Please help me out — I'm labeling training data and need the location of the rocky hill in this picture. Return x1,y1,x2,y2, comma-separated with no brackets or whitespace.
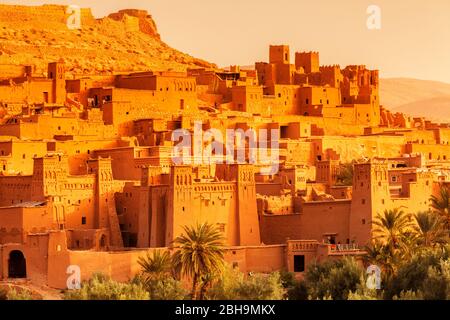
380,78,450,123
0,4,215,77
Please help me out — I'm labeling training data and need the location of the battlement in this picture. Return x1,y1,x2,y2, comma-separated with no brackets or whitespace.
295,51,320,73
320,65,341,69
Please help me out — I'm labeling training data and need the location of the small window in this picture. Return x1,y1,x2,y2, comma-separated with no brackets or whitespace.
362,219,366,225
82,217,86,225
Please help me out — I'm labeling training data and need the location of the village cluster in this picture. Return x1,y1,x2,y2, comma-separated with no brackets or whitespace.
0,42,449,289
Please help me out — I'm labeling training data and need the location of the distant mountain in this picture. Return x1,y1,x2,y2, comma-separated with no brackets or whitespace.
380,78,450,123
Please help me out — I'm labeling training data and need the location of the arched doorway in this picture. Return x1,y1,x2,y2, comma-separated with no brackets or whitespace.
8,250,27,278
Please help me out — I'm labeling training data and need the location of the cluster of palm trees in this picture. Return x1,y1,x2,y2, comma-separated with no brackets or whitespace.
138,223,225,300
365,186,450,281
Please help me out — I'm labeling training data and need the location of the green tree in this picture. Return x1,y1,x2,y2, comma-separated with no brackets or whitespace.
335,163,354,186
303,257,363,300
384,246,450,300
364,241,398,282
430,186,450,228
208,265,285,300
372,208,412,255
146,277,188,300
278,270,308,300
64,273,149,300
172,223,225,300
138,250,173,285
413,211,448,248
136,250,188,300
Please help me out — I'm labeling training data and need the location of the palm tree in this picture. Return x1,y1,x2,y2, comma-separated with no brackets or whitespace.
172,223,225,300
372,208,412,254
364,241,398,281
138,250,173,286
199,272,216,301
413,211,448,247
430,186,450,228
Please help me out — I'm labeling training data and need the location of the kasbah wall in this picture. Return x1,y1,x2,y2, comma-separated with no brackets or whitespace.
0,4,449,289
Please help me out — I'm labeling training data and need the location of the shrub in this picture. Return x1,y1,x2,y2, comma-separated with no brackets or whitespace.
304,258,363,300
208,265,285,300
0,287,8,300
64,273,149,300
148,277,188,300
393,290,424,300
347,277,380,300
286,280,309,300
384,247,449,300
278,270,308,300
6,287,33,300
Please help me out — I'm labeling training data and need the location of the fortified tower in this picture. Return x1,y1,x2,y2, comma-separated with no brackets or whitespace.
167,165,194,246
295,52,320,73
31,154,68,201
31,154,69,229
229,164,261,246
47,60,66,104
269,45,290,65
87,158,123,248
349,161,389,245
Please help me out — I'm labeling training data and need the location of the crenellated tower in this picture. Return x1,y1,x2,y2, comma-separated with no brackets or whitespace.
349,161,389,245
87,157,123,248
47,60,66,104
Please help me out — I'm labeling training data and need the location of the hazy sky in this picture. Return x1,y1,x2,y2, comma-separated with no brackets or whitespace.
2,0,450,83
